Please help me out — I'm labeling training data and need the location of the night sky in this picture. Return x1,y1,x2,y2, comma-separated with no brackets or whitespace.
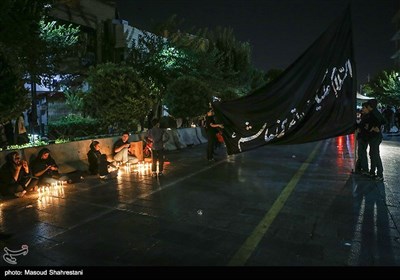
116,0,399,86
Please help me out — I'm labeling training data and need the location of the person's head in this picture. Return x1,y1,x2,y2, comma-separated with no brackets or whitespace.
38,148,51,160
121,131,129,142
90,140,100,151
361,102,369,114
151,118,159,127
6,151,21,166
366,99,378,111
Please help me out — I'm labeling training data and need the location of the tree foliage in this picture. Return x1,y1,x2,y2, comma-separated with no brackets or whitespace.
164,76,213,118
125,17,267,120
83,63,151,131
126,28,195,102
0,53,30,123
0,0,80,125
363,70,400,106
0,0,52,121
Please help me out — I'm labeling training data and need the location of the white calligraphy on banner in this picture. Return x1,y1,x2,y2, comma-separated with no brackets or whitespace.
235,59,353,152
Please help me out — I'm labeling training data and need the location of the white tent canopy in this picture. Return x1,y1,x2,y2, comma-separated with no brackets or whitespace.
357,92,373,100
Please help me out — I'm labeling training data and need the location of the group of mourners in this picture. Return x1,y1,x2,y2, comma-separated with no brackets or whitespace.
87,118,169,179
0,148,74,198
0,118,170,198
355,99,386,181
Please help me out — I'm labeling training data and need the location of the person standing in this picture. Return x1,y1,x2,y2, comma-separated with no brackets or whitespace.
147,118,169,177
205,108,224,161
3,120,14,146
355,102,370,175
15,114,29,145
366,99,386,181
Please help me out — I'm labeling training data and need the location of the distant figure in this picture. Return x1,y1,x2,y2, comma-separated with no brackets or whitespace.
0,123,7,149
146,109,154,129
395,107,400,129
3,120,14,146
0,151,38,198
382,105,394,133
147,118,169,177
205,108,224,161
15,114,29,145
27,108,36,135
113,131,139,165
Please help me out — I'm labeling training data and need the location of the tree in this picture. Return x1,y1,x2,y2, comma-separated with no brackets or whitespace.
0,0,52,122
126,28,193,104
25,17,79,134
0,0,80,131
126,17,266,119
83,63,151,131
363,70,400,106
0,53,30,123
164,76,213,118
170,26,266,97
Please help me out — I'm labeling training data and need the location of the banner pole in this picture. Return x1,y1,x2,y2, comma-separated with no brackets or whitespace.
353,130,358,173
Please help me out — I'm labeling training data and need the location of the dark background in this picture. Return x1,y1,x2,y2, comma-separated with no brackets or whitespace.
116,0,399,86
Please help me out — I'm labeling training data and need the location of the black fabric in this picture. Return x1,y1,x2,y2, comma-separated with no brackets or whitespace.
213,7,356,155
87,148,101,175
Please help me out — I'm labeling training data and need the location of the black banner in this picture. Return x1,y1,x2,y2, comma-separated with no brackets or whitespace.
213,6,356,155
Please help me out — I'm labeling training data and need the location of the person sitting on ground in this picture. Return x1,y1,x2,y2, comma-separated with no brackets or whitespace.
147,118,170,177
87,141,118,179
0,151,38,198
31,148,71,186
113,131,139,165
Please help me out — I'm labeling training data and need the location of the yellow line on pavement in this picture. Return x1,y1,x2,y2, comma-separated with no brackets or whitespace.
228,142,322,266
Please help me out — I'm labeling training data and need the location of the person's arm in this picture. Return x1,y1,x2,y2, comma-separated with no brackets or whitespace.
33,165,52,177
210,122,224,129
12,164,22,182
50,159,58,170
114,141,129,153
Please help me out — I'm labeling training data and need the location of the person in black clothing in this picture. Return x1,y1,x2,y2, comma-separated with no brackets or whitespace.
3,120,14,146
382,105,394,133
355,102,370,174
395,107,400,130
87,141,102,175
0,151,38,198
87,141,117,179
205,108,224,161
31,148,70,186
366,99,386,180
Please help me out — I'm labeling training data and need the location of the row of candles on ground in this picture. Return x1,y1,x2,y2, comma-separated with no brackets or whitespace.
119,161,153,174
37,181,65,200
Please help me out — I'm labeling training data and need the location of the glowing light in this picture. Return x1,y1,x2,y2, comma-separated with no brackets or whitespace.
37,180,66,202
134,161,152,175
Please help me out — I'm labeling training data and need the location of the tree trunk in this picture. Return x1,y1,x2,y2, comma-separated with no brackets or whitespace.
30,79,39,135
